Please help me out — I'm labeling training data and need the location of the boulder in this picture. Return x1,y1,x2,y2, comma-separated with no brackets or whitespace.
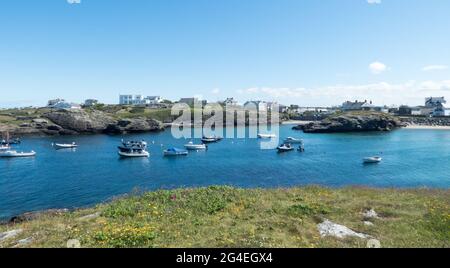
104,118,164,134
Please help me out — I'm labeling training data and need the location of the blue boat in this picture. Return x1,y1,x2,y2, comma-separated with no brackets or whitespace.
164,147,189,156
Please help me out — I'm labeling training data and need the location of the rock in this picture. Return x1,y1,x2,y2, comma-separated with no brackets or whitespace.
299,112,403,133
317,220,371,239
9,209,69,224
13,237,33,247
104,118,164,134
78,212,101,221
364,221,374,226
46,125,63,131
363,209,380,219
67,239,81,248
0,229,23,243
367,239,382,248
43,109,116,134
32,118,48,125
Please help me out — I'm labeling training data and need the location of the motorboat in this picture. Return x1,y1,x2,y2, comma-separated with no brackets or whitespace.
0,150,36,158
118,140,149,157
277,143,294,152
258,133,277,139
363,156,382,164
163,147,189,156
284,137,303,144
184,141,207,150
201,136,223,143
53,142,78,149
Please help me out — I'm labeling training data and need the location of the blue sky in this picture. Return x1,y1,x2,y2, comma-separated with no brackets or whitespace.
0,0,449,107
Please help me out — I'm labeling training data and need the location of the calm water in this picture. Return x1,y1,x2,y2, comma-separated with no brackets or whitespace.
1,125,450,219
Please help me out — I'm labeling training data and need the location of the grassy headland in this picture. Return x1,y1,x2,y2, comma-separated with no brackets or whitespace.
0,186,448,248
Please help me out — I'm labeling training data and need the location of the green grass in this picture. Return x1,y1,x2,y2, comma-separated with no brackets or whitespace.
0,186,448,248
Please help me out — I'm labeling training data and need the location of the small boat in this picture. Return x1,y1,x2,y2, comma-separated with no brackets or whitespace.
284,137,303,144
201,136,223,143
118,140,149,158
184,141,207,150
0,150,36,158
258,133,277,139
277,143,294,152
164,148,189,156
363,156,382,164
53,142,78,149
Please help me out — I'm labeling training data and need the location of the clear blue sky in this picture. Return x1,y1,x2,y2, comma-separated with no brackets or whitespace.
1,0,449,107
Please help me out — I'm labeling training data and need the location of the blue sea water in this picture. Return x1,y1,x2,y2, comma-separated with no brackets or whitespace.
1,125,449,219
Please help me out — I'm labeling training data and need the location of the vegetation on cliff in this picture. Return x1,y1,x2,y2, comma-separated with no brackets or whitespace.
0,186,448,248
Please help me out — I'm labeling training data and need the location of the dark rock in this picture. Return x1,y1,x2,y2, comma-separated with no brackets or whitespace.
299,112,404,133
104,118,164,134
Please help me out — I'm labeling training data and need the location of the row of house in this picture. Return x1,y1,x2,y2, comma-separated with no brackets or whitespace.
119,95,163,105
398,97,448,117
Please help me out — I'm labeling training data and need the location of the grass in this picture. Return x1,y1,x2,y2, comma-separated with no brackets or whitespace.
0,186,448,248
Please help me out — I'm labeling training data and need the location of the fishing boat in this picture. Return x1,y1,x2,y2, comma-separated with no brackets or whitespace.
184,141,207,150
363,156,382,164
118,140,149,157
201,136,223,143
53,142,78,149
0,150,36,158
277,143,294,152
284,137,303,144
258,133,277,139
163,148,189,156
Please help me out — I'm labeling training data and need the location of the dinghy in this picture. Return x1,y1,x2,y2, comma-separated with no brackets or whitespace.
164,148,189,156
0,150,36,158
284,137,303,144
258,133,277,139
363,156,382,164
53,142,78,149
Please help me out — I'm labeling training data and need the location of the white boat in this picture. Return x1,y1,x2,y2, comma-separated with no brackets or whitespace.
53,142,78,149
0,145,11,151
277,143,294,152
0,150,36,158
184,141,207,150
118,150,150,157
258,133,277,139
118,140,150,158
201,136,223,143
363,156,382,164
163,148,189,156
284,137,303,144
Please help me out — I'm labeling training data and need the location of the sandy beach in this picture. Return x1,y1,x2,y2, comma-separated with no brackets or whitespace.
404,124,450,130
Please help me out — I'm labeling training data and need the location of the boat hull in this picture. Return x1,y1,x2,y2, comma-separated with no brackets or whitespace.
184,145,207,150
0,152,36,158
118,151,150,158
363,157,382,164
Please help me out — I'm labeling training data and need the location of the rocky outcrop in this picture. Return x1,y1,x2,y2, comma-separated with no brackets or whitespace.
43,109,115,134
104,118,164,134
297,112,404,133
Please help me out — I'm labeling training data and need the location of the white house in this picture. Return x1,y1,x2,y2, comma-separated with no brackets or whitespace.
143,96,163,104
119,94,162,105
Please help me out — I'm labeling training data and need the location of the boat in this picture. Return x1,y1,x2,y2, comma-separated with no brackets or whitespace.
284,137,303,144
163,147,189,156
201,136,223,143
53,142,78,149
363,156,382,164
0,145,11,151
0,150,36,158
277,143,294,152
118,140,150,157
258,133,277,139
184,141,207,150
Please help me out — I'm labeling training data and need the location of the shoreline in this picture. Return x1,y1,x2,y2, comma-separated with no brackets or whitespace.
0,185,448,248
404,124,450,130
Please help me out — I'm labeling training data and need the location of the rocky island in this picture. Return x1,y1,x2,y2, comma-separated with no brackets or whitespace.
294,111,405,133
